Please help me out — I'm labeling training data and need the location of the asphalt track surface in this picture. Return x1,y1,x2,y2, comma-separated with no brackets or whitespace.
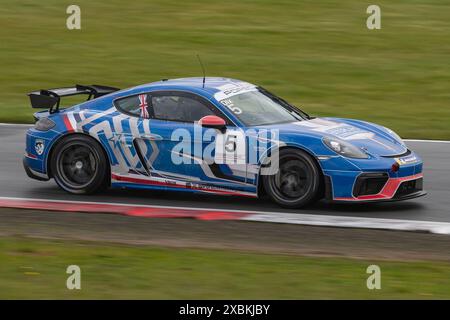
1,124,450,223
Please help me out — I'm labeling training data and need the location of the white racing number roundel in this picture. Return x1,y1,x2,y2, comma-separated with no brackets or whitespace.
214,129,246,165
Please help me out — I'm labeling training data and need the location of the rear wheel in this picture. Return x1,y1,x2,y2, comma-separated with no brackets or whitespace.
262,148,322,208
50,135,109,194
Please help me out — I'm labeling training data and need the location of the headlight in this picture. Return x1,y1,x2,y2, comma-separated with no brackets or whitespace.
323,137,369,159
35,118,55,131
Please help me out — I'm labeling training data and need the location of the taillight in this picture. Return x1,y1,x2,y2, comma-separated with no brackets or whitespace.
35,117,55,131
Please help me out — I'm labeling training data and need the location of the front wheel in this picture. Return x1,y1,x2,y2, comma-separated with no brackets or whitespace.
50,135,109,194
262,149,322,208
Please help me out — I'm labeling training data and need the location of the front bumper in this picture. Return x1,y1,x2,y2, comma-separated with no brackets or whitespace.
327,172,425,203
321,149,426,203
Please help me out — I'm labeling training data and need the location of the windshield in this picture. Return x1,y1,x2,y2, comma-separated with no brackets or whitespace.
217,88,307,126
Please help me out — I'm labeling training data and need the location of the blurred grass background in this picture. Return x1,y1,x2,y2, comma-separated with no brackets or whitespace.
0,0,449,138
1,238,449,299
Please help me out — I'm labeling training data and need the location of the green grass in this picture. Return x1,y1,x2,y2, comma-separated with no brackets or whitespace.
0,237,449,299
1,1,450,138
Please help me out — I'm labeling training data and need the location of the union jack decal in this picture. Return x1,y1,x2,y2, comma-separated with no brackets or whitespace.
139,94,149,119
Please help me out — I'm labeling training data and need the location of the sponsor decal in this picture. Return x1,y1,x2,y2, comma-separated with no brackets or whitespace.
214,82,257,101
295,119,374,140
395,155,419,165
35,139,45,155
325,126,367,138
220,98,242,114
111,173,257,197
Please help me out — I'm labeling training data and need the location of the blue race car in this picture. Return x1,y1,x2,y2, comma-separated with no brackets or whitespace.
24,77,426,208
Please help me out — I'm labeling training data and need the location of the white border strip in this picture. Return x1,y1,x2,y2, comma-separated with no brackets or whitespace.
404,139,450,144
0,196,449,235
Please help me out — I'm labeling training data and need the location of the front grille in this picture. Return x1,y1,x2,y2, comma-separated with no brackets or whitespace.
353,173,389,197
394,178,423,198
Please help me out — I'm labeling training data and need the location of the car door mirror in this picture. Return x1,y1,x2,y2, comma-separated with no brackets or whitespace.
198,115,226,133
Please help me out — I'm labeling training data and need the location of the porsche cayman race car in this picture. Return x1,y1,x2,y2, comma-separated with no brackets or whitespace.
23,77,426,208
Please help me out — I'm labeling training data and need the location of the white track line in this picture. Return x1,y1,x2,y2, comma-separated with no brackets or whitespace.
0,196,449,235
0,123,33,127
242,213,450,235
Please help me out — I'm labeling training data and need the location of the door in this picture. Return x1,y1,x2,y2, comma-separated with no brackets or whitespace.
144,91,250,191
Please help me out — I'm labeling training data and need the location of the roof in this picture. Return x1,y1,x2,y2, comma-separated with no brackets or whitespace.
133,77,257,96
76,77,258,111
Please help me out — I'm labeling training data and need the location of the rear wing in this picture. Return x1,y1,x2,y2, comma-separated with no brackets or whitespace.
28,84,120,113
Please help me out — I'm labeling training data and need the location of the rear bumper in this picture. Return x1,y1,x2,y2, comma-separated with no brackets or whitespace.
23,156,50,181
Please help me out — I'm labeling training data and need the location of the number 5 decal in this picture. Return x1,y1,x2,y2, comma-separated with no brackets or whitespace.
224,135,237,152
221,99,242,114
214,129,246,164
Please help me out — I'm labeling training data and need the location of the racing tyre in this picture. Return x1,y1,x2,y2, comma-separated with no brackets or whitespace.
263,148,322,208
50,135,109,194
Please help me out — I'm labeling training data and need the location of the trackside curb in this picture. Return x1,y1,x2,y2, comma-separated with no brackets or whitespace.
0,196,449,235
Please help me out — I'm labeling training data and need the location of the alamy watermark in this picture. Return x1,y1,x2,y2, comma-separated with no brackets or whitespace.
171,125,281,175
366,265,381,290
66,5,81,30
66,265,81,290
366,5,381,30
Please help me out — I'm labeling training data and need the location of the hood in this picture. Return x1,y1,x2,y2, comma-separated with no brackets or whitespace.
271,117,408,157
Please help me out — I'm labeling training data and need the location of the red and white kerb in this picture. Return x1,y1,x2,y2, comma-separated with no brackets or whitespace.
139,94,149,119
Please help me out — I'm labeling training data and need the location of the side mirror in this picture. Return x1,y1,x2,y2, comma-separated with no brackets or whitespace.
198,115,226,133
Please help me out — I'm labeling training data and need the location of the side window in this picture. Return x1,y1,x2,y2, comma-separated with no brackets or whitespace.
115,94,150,119
152,94,215,123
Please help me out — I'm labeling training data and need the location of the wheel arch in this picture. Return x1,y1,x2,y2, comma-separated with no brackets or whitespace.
256,144,325,198
46,132,112,185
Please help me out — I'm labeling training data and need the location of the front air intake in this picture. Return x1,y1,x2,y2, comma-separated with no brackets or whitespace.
353,173,389,197
394,178,423,198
